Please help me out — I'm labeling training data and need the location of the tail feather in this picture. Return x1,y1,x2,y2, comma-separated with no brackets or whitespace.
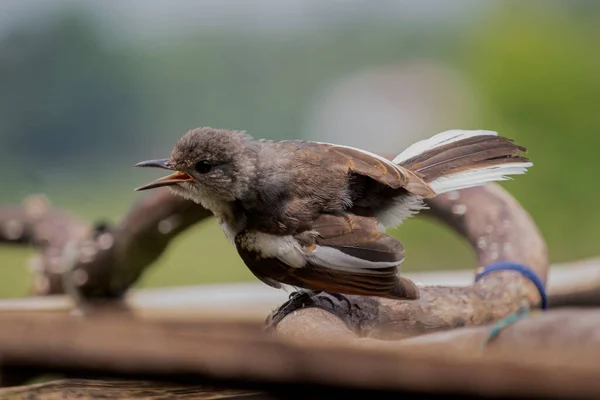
393,129,498,163
427,161,532,194
406,136,524,172
394,130,532,196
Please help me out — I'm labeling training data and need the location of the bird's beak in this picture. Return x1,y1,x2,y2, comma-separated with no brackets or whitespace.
133,158,193,191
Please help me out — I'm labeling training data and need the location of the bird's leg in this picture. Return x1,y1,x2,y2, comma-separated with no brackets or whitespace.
266,290,379,336
265,289,315,331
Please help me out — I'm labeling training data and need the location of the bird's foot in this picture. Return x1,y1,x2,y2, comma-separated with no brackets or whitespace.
265,290,380,336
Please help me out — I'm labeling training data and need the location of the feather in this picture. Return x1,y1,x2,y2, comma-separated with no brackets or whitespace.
233,213,418,300
393,129,499,163
392,129,532,196
308,213,405,271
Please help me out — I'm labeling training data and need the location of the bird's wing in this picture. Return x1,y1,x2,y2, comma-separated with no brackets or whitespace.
299,212,419,299
308,142,436,198
234,213,419,300
235,248,284,290
304,213,403,268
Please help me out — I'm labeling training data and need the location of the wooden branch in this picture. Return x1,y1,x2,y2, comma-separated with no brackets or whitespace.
270,183,549,340
546,257,600,308
0,190,211,300
272,307,600,363
1,312,600,399
67,188,211,299
0,194,90,295
0,380,263,400
426,183,548,277
1,257,598,321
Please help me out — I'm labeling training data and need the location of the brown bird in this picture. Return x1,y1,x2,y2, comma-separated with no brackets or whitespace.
134,127,532,300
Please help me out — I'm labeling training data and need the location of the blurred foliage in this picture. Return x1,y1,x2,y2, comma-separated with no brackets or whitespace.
0,14,141,172
462,1,600,261
0,1,598,297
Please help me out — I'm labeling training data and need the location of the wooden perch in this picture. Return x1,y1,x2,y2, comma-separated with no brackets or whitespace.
0,380,264,400
0,190,211,300
0,194,90,295
1,311,600,399
546,257,600,308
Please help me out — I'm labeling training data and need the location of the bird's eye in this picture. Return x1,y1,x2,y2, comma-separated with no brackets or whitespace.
194,160,212,174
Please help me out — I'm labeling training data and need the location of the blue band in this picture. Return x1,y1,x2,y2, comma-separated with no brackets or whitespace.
475,261,548,310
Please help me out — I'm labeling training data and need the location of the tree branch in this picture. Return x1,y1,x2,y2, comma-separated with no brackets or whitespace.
0,379,264,400
0,190,211,302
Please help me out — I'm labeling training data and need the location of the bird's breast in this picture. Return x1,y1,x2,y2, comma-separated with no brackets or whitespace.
212,200,248,244
220,221,240,244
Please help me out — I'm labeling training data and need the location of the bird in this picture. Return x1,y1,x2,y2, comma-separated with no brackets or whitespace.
134,127,532,300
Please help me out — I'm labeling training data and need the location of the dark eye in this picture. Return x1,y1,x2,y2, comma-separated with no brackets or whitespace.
194,160,212,174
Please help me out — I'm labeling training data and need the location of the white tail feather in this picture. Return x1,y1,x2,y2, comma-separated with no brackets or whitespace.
393,129,498,164
428,162,533,195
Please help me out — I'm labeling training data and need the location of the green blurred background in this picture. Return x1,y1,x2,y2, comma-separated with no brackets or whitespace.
1,0,598,298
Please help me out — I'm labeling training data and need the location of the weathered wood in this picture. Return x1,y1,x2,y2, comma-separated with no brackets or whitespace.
1,312,600,399
546,257,600,308
0,190,211,300
0,379,263,400
274,307,600,367
0,195,90,296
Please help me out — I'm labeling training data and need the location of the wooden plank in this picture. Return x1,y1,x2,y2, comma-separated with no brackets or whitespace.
0,312,600,399
0,380,263,400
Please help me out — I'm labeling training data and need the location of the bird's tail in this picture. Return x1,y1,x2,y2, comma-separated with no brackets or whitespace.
393,130,532,195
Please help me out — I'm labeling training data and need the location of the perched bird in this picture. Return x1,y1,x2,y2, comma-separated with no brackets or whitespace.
135,127,532,300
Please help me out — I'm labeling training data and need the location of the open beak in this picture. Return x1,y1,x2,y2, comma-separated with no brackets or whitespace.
134,158,193,191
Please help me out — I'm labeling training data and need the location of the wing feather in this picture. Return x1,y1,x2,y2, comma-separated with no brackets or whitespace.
294,141,435,198
306,213,405,272
234,213,419,300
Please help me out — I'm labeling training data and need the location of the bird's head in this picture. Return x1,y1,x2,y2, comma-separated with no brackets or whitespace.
134,127,257,206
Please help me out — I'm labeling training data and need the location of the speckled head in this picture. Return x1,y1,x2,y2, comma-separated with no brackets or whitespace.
134,127,258,206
